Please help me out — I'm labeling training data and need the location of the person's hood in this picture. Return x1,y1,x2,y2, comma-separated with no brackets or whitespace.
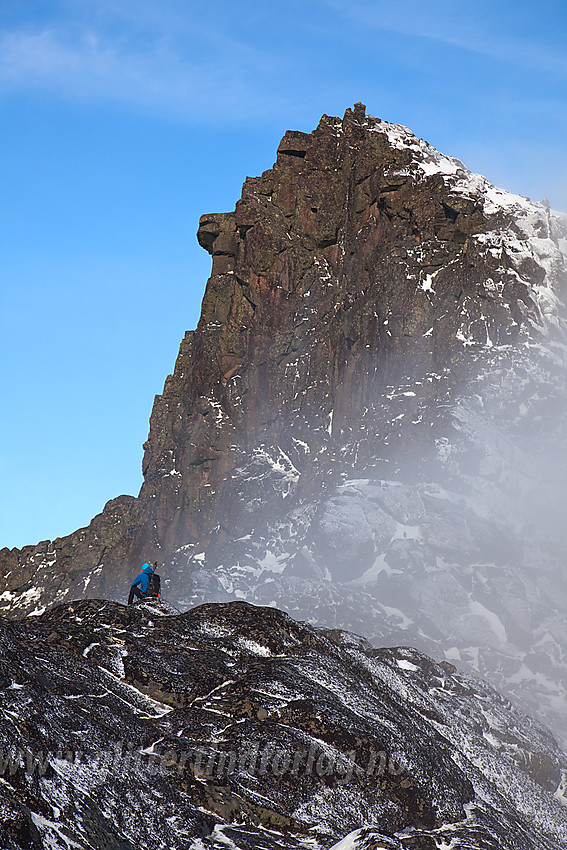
142,563,154,574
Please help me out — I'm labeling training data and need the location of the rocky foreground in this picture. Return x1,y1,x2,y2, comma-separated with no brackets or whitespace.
1,600,567,849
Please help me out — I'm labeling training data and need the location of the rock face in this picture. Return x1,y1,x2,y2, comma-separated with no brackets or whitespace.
2,104,567,747
1,600,567,849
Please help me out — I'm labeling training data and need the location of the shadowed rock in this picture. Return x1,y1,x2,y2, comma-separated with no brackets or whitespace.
1,600,566,848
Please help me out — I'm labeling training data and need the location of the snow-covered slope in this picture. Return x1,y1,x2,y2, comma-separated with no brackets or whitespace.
1,600,567,849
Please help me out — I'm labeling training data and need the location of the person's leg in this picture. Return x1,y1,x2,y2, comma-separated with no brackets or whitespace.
128,586,145,605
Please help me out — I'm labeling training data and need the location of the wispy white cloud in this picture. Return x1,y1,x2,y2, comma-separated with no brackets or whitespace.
0,5,292,121
310,0,567,77
1,0,565,133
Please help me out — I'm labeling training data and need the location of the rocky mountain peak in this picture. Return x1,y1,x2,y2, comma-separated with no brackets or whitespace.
2,106,567,752
139,101,565,552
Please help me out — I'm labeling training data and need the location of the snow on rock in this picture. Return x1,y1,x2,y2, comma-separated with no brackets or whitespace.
1,599,567,849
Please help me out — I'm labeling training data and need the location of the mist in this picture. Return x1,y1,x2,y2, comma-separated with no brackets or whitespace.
167,200,567,748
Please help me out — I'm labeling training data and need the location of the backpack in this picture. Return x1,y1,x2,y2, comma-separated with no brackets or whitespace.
146,572,161,598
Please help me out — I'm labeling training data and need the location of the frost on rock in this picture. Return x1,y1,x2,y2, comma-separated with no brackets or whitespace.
1,599,567,849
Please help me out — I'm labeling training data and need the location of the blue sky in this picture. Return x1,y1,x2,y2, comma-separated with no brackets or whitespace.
1,0,566,549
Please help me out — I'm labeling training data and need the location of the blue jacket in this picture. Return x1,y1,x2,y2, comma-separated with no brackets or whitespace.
131,563,154,594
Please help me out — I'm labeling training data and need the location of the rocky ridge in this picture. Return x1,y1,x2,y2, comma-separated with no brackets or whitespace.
2,104,567,748
1,599,567,849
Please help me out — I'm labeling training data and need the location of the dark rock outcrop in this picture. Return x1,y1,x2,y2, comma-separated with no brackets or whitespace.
2,103,564,609
1,600,566,849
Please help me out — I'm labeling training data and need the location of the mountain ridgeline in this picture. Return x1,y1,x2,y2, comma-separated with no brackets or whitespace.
2,104,567,744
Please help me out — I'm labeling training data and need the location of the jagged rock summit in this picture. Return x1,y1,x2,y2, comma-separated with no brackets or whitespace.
2,104,567,746
1,600,567,849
